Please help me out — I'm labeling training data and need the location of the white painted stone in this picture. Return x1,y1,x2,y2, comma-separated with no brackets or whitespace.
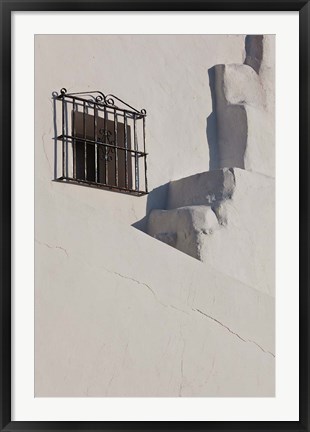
149,205,220,260
167,168,235,209
147,168,275,296
214,35,275,177
147,35,275,294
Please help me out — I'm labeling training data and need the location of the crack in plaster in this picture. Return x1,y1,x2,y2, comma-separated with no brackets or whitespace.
204,356,216,386
103,269,158,300
169,304,190,315
102,268,189,316
130,205,139,221
178,324,186,397
179,339,185,397
248,339,275,357
101,270,274,360
42,126,52,171
122,342,129,367
106,369,117,396
194,308,275,358
198,356,216,389
35,239,69,257
195,308,246,341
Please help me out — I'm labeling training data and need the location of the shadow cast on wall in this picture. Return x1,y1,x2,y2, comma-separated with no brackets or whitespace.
206,66,219,171
133,67,220,233
132,183,170,232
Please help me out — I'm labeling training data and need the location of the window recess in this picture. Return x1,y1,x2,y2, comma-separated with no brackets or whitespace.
54,88,148,196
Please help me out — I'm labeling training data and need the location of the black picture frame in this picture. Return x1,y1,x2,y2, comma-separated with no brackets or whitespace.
1,0,308,430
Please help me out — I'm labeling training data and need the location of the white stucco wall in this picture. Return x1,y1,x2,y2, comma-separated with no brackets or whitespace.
148,168,275,295
36,34,246,224
35,191,274,397
35,34,274,397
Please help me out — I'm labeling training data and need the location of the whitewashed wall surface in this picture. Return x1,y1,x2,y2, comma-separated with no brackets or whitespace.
35,34,275,397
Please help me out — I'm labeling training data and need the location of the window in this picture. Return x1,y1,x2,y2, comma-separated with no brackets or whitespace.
54,89,148,195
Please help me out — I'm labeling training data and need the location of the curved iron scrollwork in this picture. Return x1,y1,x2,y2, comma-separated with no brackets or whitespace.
98,128,115,162
57,88,146,116
54,88,148,196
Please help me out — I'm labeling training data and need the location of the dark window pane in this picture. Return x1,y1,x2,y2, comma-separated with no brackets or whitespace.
72,110,132,189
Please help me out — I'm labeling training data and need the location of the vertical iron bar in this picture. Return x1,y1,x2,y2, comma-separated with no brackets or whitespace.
94,104,98,183
143,115,148,193
53,95,58,179
104,106,108,185
62,95,65,177
124,113,128,189
83,101,86,181
114,109,118,187
72,98,76,179
65,101,69,178
134,115,139,191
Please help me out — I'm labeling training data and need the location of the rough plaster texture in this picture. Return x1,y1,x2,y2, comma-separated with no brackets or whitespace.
148,168,275,296
35,34,275,397
35,190,274,397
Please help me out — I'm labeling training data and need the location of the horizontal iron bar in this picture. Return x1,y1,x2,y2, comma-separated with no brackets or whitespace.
56,99,141,119
55,176,148,196
56,135,148,156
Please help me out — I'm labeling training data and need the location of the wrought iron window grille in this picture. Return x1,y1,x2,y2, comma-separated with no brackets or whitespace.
53,88,148,196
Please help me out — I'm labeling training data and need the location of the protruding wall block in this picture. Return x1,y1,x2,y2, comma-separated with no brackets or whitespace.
213,35,275,178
